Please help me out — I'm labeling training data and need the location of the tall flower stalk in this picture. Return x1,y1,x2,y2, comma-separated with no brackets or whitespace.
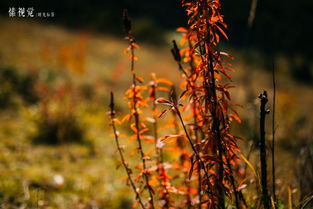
109,92,146,209
123,10,155,209
170,0,242,208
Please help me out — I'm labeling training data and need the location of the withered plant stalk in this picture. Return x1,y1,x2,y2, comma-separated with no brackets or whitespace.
271,57,277,208
259,91,270,209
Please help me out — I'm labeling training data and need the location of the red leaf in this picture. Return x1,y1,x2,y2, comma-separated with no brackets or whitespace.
136,76,144,83
215,24,229,40
158,109,168,118
156,98,172,105
225,91,232,100
132,201,139,208
161,134,183,141
230,114,241,123
176,27,188,33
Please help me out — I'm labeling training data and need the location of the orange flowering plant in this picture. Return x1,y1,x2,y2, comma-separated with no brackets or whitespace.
109,1,246,208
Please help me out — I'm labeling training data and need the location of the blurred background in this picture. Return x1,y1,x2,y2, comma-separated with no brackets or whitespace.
0,0,312,208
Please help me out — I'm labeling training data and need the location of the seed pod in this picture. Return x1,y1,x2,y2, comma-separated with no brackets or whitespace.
123,9,131,34
171,40,181,62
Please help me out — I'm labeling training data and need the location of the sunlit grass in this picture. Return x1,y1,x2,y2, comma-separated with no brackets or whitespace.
0,17,312,208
